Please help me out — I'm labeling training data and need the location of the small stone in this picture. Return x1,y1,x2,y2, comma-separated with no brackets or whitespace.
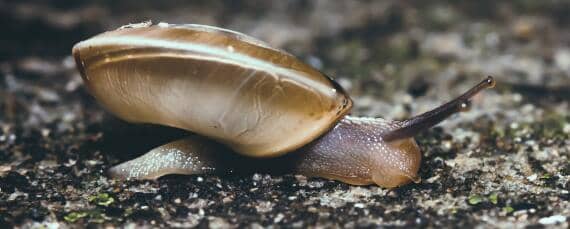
563,123,570,134
41,128,50,137
441,140,452,151
554,49,570,72
512,18,537,40
538,215,566,225
308,207,318,213
222,196,233,203
274,213,285,223
255,201,274,213
0,165,12,175
252,173,262,181
209,217,230,228
8,190,28,201
64,159,76,167
421,33,468,59
526,174,538,182
512,93,523,103
426,175,440,183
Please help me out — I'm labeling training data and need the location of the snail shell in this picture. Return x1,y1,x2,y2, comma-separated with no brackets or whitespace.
73,22,352,157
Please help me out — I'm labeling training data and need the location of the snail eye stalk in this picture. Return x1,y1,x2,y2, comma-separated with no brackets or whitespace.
382,76,495,141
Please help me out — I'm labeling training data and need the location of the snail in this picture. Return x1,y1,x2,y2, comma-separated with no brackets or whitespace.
72,22,495,188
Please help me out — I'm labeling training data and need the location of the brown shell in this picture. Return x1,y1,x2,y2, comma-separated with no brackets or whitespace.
72,22,352,157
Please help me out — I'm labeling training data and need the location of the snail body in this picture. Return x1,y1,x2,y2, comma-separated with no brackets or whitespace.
73,22,494,187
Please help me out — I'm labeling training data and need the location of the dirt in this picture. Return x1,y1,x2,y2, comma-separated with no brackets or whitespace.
0,1,568,228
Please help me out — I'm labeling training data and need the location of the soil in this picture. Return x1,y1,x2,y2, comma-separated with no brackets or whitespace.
1,1,568,228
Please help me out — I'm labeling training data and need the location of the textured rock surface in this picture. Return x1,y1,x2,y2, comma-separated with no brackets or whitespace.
1,1,568,228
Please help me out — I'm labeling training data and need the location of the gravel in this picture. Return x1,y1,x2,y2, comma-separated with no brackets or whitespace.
1,1,568,228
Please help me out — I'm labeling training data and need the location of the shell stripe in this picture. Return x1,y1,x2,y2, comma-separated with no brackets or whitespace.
76,35,336,96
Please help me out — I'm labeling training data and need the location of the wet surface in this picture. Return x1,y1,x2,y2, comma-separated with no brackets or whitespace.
0,1,569,228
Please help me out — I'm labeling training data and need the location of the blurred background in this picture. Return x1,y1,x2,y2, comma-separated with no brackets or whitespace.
2,0,569,121
0,0,569,228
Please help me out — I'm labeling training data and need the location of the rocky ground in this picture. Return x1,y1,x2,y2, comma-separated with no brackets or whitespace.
0,1,569,228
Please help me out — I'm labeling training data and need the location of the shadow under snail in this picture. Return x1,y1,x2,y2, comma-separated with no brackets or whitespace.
72,22,495,188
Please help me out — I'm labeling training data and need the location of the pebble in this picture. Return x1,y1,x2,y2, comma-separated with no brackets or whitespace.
252,173,262,181
0,165,11,174
426,175,440,183
421,33,469,59
354,203,365,208
2,2,569,229
554,49,570,72
563,123,570,134
274,213,285,223
208,217,230,228
538,215,566,225
526,174,538,182
8,190,29,201
255,201,274,213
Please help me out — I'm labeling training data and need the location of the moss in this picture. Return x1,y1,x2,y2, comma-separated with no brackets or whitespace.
468,195,484,205
64,210,108,224
539,173,551,179
87,210,107,224
468,193,501,206
488,193,499,205
535,114,569,140
64,211,88,223
88,193,115,207
503,206,515,214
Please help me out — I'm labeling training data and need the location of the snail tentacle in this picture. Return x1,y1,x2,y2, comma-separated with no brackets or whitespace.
382,76,495,141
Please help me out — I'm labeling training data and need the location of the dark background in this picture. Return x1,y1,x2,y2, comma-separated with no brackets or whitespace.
1,0,569,228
